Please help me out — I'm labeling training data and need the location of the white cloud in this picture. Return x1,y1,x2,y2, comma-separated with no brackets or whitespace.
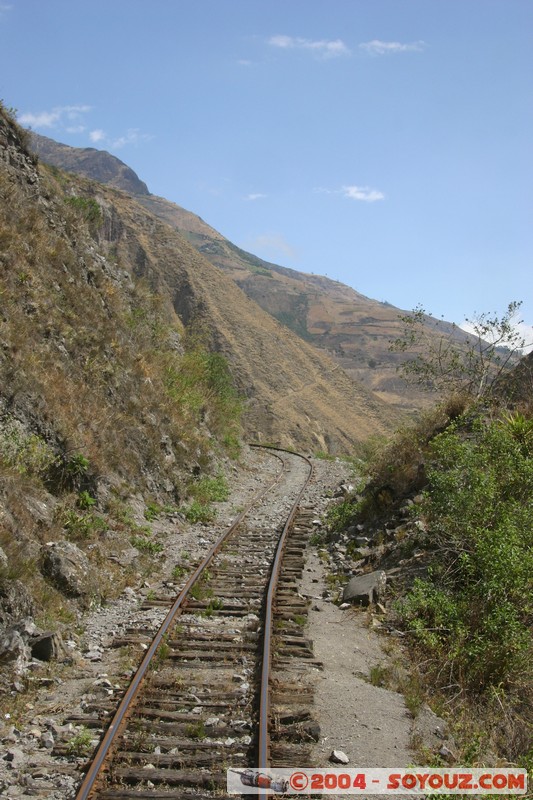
244,232,298,261
88,127,152,149
0,4,13,15
342,185,385,202
18,104,151,151
315,185,385,202
359,39,426,56
18,110,60,128
89,129,106,143
110,128,152,149
65,104,91,118
19,104,91,130
460,320,533,354
246,193,267,201
268,34,350,58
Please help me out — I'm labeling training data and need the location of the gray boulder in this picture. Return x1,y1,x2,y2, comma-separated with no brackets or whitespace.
412,704,456,753
342,570,387,606
31,631,65,662
0,629,30,672
41,541,97,598
0,580,35,629
330,750,350,764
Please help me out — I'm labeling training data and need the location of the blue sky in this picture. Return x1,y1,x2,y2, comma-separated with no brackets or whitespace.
1,0,532,344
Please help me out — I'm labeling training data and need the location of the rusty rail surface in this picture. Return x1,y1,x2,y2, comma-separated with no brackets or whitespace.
74,445,312,799
252,445,313,771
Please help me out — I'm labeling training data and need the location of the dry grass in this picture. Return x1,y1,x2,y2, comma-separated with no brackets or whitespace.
373,635,532,770
0,106,245,649
0,159,239,496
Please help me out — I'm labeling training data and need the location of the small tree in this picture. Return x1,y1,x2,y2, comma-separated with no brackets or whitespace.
390,300,528,398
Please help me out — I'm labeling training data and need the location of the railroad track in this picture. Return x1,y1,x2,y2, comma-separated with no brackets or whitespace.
72,446,321,799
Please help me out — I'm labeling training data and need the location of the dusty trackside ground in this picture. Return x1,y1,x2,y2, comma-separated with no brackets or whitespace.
297,458,415,800
0,449,413,799
302,548,414,764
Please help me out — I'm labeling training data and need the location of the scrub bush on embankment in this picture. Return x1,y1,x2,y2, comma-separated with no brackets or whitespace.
325,400,533,766
395,411,533,764
397,414,532,690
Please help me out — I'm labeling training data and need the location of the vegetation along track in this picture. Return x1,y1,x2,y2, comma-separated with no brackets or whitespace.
73,446,319,799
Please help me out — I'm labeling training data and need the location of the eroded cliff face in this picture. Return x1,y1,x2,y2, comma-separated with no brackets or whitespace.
91,185,401,453
1,105,399,678
1,110,222,497
0,106,241,671
29,130,448,414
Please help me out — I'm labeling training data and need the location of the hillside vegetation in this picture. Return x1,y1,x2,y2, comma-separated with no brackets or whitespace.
1,102,402,681
0,104,246,652
30,130,471,414
327,353,533,772
1,108,240,490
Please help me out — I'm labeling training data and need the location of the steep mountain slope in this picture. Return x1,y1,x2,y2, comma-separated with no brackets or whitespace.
5,122,399,460
89,180,399,453
133,198,474,411
31,131,149,196
0,105,401,677
30,132,451,412
1,112,236,499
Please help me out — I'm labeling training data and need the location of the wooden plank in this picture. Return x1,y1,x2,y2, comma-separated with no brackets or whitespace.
110,766,226,788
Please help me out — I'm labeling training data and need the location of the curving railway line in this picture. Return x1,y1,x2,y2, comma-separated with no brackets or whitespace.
73,446,320,799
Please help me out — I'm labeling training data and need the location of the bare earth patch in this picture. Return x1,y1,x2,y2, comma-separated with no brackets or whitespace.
302,549,415,795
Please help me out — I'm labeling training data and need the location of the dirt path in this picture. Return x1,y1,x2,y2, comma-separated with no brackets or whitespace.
303,549,414,769
296,457,415,796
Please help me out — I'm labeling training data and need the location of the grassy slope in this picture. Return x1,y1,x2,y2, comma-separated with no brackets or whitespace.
28,132,456,414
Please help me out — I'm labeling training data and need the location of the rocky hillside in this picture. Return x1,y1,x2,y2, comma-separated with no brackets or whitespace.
0,104,398,688
24,131,399,454
30,132,150,196
30,131,468,413
1,106,244,680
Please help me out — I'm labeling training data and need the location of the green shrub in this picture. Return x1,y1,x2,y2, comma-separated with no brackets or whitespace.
182,500,216,523
66,726,94,756
500,410,533,456
144,501,162,521
171,564,187,580
60,508,107,540
130,534,163,555
326,498,357,532
309,530,324,546
0,417,58,478
190,581,213,601
77,490,96,509
185,721,206,739
66,452,90,478
397,413,533,691
65,196,102,227
188,473,229,504
203,597,224,617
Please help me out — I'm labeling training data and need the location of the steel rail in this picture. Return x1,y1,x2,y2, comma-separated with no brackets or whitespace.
75,448,287,800
253,445,314,772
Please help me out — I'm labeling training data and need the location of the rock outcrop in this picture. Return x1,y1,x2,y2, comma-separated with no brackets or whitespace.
30,132,150,196
342,570,387,606
41,541,98,599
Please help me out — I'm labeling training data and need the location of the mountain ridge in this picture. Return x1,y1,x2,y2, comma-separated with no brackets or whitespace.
30,131,436,411
31,131,150,196
19,123,400,456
